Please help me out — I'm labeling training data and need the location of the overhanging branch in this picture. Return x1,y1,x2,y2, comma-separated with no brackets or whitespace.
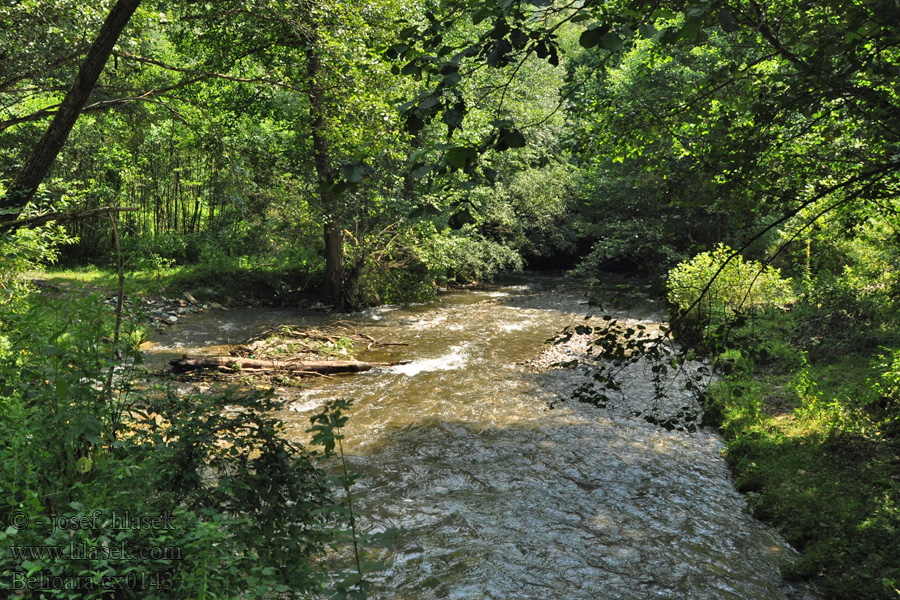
0,206,139,233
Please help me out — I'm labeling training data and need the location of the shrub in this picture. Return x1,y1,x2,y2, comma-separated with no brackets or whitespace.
0,224,72,309
0,295,342,598
667,244,794,331
426,228,523,285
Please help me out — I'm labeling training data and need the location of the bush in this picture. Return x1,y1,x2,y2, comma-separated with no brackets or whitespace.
0,224,72,309
0,295,343,598
426,228,523,285
667,244,794,332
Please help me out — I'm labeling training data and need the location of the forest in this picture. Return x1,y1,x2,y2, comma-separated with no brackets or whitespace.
1,0,899,598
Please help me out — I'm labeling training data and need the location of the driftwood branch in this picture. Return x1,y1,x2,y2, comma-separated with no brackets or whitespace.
170,355,411,375
0,206,139,233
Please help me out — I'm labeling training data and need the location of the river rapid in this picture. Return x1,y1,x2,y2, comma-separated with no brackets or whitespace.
142,274,816,600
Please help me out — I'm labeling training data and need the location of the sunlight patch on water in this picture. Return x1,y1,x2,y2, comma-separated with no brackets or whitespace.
288,398,327,413
498,319,532,332
390,343,470,376
408,315,447,329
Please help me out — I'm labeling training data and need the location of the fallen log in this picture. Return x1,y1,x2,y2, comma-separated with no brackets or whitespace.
169,355,409,375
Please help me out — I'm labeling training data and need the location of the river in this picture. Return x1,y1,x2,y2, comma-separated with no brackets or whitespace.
142,274,816,599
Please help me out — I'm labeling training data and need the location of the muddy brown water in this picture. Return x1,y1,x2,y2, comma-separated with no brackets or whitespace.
142,274,816,599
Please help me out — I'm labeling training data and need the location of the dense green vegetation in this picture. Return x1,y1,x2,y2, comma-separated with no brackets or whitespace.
2,0,900,598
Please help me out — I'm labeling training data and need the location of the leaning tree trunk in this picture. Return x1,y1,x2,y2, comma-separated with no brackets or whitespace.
0,0,143,214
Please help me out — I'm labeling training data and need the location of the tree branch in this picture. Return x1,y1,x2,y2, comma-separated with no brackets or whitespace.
0,207,139,233
0,76,213,133
0,0,143,212
114,50,312,93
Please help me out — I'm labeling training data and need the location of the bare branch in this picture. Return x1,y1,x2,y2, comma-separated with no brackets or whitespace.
114,50,313,93
0,207,139,233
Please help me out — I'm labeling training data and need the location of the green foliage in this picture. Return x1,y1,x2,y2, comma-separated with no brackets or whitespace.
695,294,900,599
134,387,334,596
707,359,900,600
568,162,687,276
870,349,900,435
0,293,348,598
0,222,71,309
667,245,794,331
426,229,523,285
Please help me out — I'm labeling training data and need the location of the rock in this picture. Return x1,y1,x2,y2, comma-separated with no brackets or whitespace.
168,315,178,324
183,291,197,304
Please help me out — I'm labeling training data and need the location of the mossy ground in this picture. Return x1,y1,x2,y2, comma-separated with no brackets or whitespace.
708,348,900,599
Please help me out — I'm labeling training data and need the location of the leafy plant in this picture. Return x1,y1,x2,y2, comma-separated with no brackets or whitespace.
667,244,794,334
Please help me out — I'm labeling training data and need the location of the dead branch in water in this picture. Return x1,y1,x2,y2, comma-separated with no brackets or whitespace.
170,355,410,375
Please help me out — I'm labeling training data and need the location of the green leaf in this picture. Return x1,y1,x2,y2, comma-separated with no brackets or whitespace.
446,146,477,169
638,23,657,38
510,28,528,49
442,102,466,130
686,6,706,18
472,7,492,25
602,32,623,52
680,19,703,40
405,113,424,134
652,8,676,20
418,97,441,110
411,164,433,179
401,61,420,76
489,18,510,39
76,456,93,474
487,38,512,66
579,26,604,49
56,379,71,401
341,164,363,183
548,45,559,66
718,8,740,32
441,72,461,87
501,129,526,149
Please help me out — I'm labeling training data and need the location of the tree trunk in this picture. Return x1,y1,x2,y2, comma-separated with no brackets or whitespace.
322,218,344,302
0,0,142,213
304,35,343,304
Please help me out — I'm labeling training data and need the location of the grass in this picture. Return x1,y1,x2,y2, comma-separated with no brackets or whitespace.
707,344,900,599
30,259,319,306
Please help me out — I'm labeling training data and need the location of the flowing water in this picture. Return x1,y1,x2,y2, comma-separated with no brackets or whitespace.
143,274,816,600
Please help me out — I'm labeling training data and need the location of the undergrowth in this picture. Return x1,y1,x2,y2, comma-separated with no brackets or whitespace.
700,306,900,600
